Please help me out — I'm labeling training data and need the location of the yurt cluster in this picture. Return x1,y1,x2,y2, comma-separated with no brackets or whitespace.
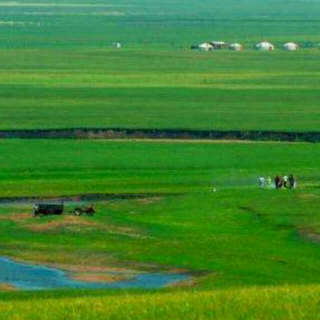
191,41,300,51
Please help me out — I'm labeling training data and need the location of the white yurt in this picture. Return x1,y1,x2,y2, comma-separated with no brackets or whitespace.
112,42,122,49
198,42,213,51
210,41,227,50
256,41,275,51
229,43,243,51
284,42,299,51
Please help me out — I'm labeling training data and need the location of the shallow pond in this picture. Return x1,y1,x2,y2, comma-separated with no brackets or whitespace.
0,257,189,290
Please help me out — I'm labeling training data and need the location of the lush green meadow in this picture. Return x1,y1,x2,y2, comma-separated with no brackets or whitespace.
1,1,320,318
1,49,320,131
1,140,320,318
1,0,320,132
0,140,320,287
1,139,320,197
2,285,320,320
1,0,320,49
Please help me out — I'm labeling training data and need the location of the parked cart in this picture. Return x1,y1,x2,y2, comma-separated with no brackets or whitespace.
34,203,64,216
73,205,95,216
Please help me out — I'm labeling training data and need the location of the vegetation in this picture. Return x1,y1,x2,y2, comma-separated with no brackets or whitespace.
1,49,320,131
1,0,320,49
2,284,320,320
1,139,320,197
1,140,320,290
0,1,320,132
1,1,320,318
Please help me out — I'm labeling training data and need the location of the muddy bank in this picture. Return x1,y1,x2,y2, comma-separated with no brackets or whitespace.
0,192,177,205
0,128,320,142
0,283,17,292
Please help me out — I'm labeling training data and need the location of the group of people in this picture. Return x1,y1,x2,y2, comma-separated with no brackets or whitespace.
259,174,296,189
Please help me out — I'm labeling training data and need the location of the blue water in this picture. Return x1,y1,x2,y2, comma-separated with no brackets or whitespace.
0,257,189,290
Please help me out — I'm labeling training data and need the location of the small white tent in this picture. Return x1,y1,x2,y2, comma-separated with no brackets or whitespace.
256,41,275,51
229,43,243,51
112,42,122,49
198,42,213,51
210,41,227,50
284,42,299,51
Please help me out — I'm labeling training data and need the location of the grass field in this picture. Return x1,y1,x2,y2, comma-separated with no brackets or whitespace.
1,140,320,287
1,139,320,197
1,0,320,49
1,1,320,318
2,285,320,320
1,140,320,318
1,1,320,132
1,49,320,131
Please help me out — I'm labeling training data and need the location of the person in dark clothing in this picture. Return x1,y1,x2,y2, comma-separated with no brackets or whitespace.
279,176,284,189
275,175,281,189
289,174,295,189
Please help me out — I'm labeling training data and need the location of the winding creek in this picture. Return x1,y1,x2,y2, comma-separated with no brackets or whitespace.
0,257,189,290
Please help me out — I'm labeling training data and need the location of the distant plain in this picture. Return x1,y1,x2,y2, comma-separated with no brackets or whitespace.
0,0,320,131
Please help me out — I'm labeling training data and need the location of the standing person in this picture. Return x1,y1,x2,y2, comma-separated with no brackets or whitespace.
275,175,280,189
259,176,265,188
278,176,284,189
289,174,295,189
283,175,289,188
267,177,272,188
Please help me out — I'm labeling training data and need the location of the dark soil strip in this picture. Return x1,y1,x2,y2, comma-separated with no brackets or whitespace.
0,128,320,142
0,193,179,205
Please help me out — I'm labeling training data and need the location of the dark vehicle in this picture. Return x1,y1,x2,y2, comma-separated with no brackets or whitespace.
34,203,64,216
73,205,95,216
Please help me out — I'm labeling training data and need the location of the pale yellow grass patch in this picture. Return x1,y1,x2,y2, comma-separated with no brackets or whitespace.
298,193,319,200
53,263,135,274
135,196,163,204
27,215,96,232
167,279,197,288
25,214,149,239
0,212,31,222
0,283,17,291
72,272,131,283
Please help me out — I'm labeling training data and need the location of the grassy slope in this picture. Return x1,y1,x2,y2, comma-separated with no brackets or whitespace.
1,141,320,291
2,185,320,319
3,188,320,289
1,285,320,320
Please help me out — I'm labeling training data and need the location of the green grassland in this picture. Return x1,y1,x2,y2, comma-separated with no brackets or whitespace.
1,49,320,131
1,0,320,49
1,140,320,286
2,285,320,320
1,140,320,318
1,1,320,318
1,0,320,132
1,139,320,197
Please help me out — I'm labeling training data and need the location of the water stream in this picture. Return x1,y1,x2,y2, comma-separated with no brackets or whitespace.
0,257,189,290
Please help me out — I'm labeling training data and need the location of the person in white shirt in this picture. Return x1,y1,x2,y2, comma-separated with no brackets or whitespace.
267,177,272,188
283,175,289,188
259,176,265,188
